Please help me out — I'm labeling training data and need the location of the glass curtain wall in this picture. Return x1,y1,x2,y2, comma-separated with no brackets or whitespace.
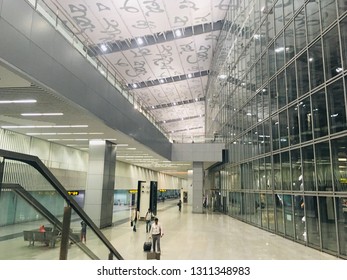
206,0,347,259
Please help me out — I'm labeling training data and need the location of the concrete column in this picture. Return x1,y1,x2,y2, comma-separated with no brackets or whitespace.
187,169,193,205
192,162,203,213
84,140,116,228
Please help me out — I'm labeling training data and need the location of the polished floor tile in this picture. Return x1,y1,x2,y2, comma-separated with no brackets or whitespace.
0,200,339,260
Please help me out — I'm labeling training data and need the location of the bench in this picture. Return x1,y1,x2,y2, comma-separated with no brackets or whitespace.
23,229,61,248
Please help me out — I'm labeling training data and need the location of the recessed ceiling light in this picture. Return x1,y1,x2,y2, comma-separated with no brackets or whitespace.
100,44,107,52
175,29,182,37
137,37,144,45
132,83,138,88
187,73,193,78
159,79,165,83
0,99,37,104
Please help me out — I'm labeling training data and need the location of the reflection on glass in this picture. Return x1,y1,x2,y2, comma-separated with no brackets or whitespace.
340,17,347,78
294,194,306,243
286,62,297,103
306,2,321,43
273,154,281,190
276,194,285,234
311,90,329,138
301,145,315,191
308,39,324,90
319,196,337,253
267,194,275,231
284,195,294,238
288,105,299,145
294,8,306,53
305,196,320,247
331,137,347,192
320,0,337,30
279,110,289,148
299,96,312,142
327,78,347,134
291,149,301,191
323,26,342,81
336,197,347,257
296,52,309,96
281,151,291,191
315,142,333,191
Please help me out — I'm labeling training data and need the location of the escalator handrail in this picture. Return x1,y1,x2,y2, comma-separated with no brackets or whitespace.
0,149,123,260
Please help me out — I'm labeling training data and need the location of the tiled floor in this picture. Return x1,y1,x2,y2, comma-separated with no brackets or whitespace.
0,200,340,260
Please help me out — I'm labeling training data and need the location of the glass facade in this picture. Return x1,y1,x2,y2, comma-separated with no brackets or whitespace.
206,0,347,258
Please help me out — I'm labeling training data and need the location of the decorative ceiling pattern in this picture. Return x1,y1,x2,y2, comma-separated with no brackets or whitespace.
44,0,230,142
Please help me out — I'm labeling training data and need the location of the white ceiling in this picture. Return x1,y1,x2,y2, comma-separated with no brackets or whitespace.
0,0,229,179
43,0,229,142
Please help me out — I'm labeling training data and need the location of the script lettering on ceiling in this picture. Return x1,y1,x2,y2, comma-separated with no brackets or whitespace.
125,60,147,77
96,2,111,12
68,4,95,32
179,0,199,11
195,13,210,23
174,16,189,27
215,0,230,10
143,0,165,16
130,48,152,58
115,58,129,67
100,18,122,42
120,0,139,13
205,34,218,41
179,41,194,54
132,20,157,29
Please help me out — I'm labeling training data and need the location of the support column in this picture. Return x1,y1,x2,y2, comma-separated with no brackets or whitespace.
192,162,204,213
84,140,116,228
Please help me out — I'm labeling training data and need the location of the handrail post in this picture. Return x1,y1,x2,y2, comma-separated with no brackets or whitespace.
59,205,72,260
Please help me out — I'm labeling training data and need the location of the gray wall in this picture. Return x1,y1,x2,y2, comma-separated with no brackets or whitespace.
0,0,171,160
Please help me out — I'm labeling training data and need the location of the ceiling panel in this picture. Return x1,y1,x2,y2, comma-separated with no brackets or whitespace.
42,0,229,142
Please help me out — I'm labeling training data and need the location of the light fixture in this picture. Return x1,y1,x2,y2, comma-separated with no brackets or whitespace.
309,57,314,62
100,44,107,52
2,125,88,128
187,73,193,78
0,99,37,104
132,83,138,88
137,37,144,45
159,79,165,83
175,29,182,37
336,67,343,73
218,74,227,79
21,113,63,116
275,47,285,53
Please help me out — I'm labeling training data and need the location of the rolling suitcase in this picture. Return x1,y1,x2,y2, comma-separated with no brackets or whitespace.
143,240,152,252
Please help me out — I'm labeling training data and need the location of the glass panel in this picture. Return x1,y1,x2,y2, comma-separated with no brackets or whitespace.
327,78,347,134
320,0,337,31
276,194,285,234
294,191,306,242
277,71,286,109
270,79,277,114
323,26,342,81
319,196,337,253
276,33,285,71
308,39,324,90
284,195,294,238
299,96,313,142
337,0,347,15
273,154,281,190
301,145,315,191
267,194,276,231
294,1,305,13
296,51,309,96
294,8,306,53
288,105,299,145
269,43,276,77
331,136,347,192
311,89,329,138
340,16,347,70
291,148,301,191
274,0,284,36
286,62,297,103
305,196,320,247
283,0,293,25
279,109,289,148
281,151,291,191
336,197,347,257
284,22,295,61
315,141,333,191
272,115,280,151
306,1,321,44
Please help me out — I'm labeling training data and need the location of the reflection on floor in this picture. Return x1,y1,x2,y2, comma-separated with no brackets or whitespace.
0,200,340,260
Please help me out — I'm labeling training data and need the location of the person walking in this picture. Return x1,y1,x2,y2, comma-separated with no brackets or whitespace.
80,220,87,243
145,208,153,233
149,217,164,253
132,208,140,232
177,199,182,212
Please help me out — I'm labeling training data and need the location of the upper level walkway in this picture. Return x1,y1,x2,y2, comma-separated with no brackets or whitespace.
0,200,339,260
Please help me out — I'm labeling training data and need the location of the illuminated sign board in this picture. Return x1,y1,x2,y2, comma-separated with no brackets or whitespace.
67,191,79,196
129,189,138,193
339,178,347,184
159,189,166,192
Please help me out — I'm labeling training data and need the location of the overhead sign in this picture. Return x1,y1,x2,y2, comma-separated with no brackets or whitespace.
67,191,79,196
